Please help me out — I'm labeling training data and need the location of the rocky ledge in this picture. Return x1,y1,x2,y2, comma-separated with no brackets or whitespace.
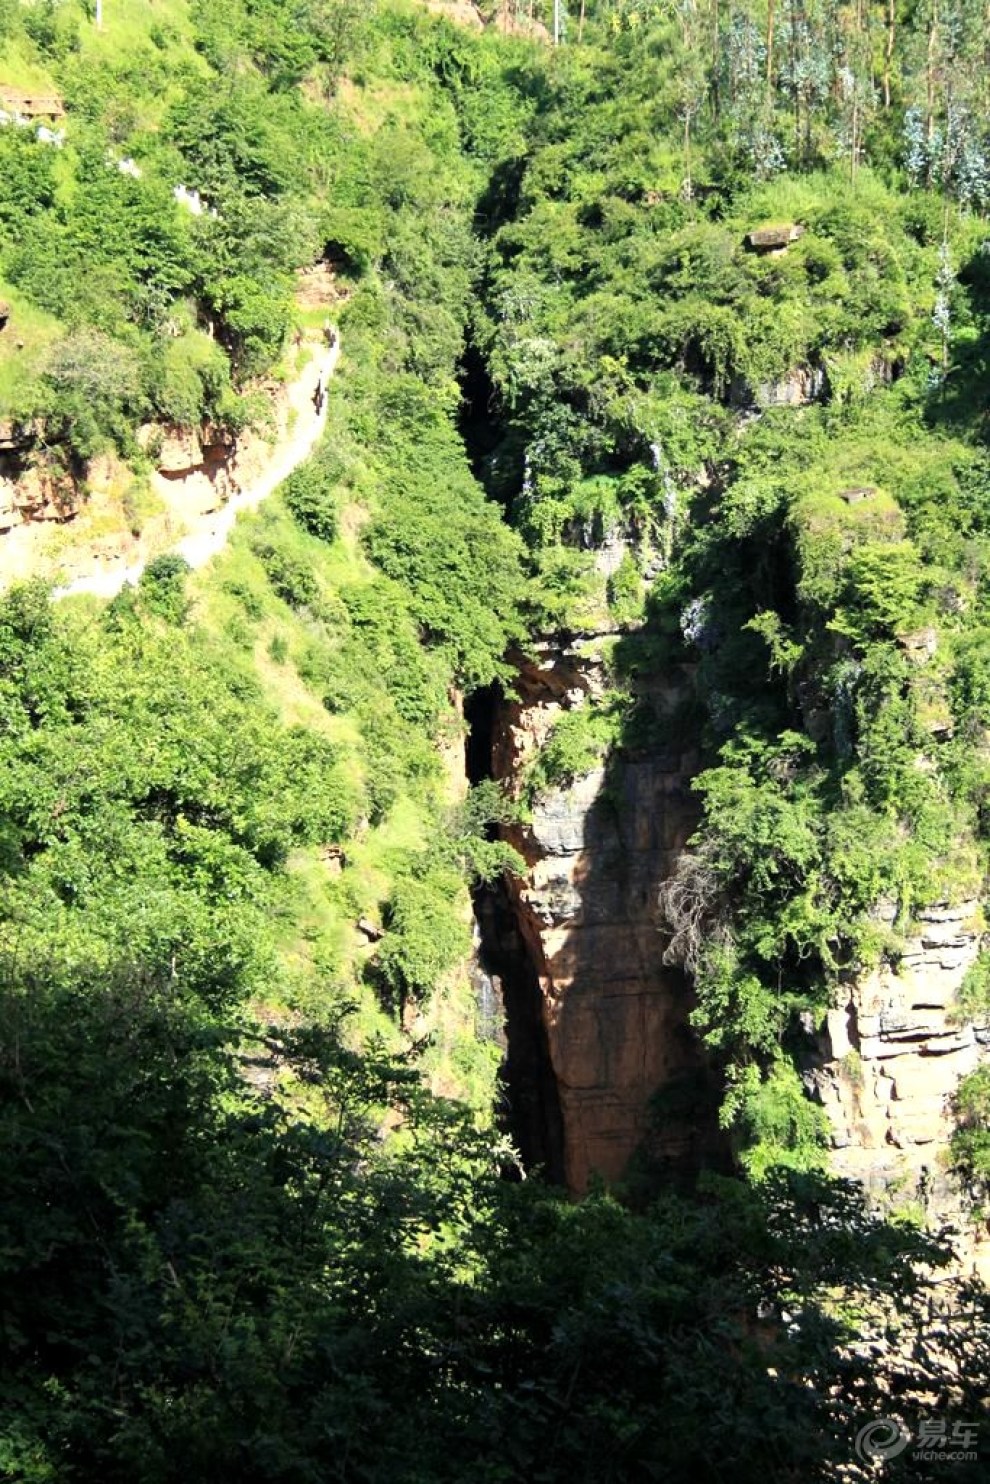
806,899,990,1274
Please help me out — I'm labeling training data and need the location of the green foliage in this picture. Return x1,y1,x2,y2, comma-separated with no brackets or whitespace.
0,583,357,997
0,968,980,1484
723,1062,831,1181
139,551,191,623
606,550,643,623
746,609,804,675
39,329,145,459
22,0,79,58
281,456,338,543
251,531,320,609
956,951,990,1021
0,129,57,231
448,779,526,884
525,696,623,799
663,714,968,1163
361,375,526,689
952,1065,990,1208
790,487,906,612
834,540,927,643
1,7,990,1474
147,332,233,428
378,861,471,1005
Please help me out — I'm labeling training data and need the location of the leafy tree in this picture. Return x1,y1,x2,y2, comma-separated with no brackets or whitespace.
139,553,191,624
282,457,338,542
40,329,145,458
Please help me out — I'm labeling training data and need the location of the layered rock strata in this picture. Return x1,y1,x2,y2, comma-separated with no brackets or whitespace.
490,632,989,1250
806,899,990,1274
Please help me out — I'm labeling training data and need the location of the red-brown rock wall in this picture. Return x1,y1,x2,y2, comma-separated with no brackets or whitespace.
491,636,723,1192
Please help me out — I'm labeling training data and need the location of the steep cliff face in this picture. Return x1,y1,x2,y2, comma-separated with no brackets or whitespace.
489,634,724,1192
806,899,990,1273
486,631,990,1246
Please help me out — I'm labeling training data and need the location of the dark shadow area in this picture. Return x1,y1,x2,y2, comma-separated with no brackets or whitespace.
466,684,566,1182
4,958,988,1481
554,649,730,1191
473,153,528,238
484,462,808,1197
472,876,567,1182
457,334,516,500
478,626,731,1196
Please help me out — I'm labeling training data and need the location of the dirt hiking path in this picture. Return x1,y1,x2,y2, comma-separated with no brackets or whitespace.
46,336,340,601
0,335,339,599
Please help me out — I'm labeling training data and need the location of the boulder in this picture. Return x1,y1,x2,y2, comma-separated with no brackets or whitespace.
745,223,805,252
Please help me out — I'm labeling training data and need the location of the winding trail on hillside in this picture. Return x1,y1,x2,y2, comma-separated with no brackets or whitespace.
53,337,341,601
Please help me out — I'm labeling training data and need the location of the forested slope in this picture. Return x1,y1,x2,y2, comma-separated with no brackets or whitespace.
465,1,990,1185
1,2,990,1480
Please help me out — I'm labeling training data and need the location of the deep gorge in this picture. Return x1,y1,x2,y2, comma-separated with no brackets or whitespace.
4,0,990,1474
465,682,567,1180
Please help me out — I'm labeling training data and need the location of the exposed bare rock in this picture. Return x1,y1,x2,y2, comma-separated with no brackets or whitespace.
491,638,722,1192
588,525,631,579
136,421,238,482
0,334,339,597
898,625,939,660
421,0,483,28
138,424,204,474
0,481,20,533
730,364,825,410
745,223,805,252
0,86,65,119
806,899,990,1276
319,845,346,877
0,418,42,453
0,456,82,533
295,260,344,312
415,0,549,38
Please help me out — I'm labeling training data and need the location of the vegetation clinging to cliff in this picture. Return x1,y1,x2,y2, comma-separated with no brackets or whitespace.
2,0,990,1474
460,2,990,1174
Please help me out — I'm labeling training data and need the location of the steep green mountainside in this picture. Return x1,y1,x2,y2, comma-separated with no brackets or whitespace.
467,10,990,1179
0,0,529,1099
0,1,530,452
2,2,990,1479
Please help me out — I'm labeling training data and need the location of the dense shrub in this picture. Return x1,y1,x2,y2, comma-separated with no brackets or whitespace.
282,459,338,542
251,535,319,609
